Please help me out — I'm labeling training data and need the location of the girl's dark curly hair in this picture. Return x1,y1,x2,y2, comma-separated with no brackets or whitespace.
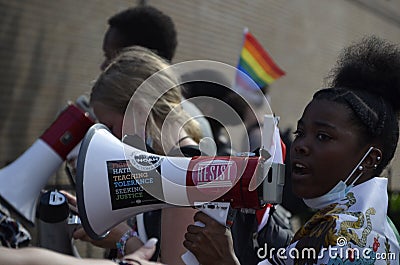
314,36,400,175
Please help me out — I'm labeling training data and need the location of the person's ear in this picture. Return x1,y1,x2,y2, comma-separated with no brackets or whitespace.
363,147,382,170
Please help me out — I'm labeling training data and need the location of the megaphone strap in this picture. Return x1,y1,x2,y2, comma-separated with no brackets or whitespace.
176,136,192,145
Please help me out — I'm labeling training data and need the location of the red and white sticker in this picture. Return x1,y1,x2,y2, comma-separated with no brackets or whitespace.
191,159,237,191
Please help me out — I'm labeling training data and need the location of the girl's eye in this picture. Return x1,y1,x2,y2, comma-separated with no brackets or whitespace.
293,129,303,139
316,133,331,141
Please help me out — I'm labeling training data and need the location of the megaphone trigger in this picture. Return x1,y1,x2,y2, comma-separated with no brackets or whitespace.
193,201,235,227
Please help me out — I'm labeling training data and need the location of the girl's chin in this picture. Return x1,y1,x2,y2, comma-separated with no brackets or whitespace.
291,184,316,199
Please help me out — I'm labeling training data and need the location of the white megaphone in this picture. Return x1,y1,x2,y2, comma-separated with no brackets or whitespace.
76,122,285,240
0,103,95,225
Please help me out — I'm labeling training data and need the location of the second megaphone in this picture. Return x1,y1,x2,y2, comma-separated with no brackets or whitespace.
0,103,95,225
76,124,284,240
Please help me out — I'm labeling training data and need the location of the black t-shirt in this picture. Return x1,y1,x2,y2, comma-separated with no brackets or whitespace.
231,205,294,265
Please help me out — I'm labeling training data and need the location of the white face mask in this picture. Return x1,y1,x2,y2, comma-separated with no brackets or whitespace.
303,146,374,210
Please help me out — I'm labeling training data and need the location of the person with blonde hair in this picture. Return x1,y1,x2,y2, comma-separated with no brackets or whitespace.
91,45,201,151
72,45,202,265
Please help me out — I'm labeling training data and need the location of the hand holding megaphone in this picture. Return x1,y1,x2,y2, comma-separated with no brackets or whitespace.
37,190,81,256
181,202,235,265
183,211,240,265
61,189,145,253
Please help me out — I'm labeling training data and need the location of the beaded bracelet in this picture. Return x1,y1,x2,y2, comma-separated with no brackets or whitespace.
116,229,139,256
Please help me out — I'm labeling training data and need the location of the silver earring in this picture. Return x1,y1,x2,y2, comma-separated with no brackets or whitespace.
358,165,363,171
374,164,378,168
377,156,381,161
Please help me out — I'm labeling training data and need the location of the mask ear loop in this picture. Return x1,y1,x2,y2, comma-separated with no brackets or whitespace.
344,146,374,186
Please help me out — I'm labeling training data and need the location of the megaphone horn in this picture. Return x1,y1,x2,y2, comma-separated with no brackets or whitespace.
0,103,95,225
76,124,285,240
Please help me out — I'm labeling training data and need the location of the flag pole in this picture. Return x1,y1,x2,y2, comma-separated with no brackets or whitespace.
232,27,249,89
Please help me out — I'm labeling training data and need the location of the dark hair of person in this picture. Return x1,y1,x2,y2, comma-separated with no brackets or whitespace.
314,36,400,175
181,69,252,124
108,5,177,61
182,81,249,125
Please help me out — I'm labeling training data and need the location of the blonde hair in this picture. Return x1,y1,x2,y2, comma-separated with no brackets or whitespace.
90,46,201,154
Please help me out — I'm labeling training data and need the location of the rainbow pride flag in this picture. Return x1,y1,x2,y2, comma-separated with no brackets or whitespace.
235,30,285,91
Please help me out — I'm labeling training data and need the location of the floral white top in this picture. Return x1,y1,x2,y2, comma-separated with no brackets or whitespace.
259,177,400,265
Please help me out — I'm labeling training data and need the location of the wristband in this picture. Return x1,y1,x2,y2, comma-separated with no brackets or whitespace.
113,258,142,265
116,229,138,256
